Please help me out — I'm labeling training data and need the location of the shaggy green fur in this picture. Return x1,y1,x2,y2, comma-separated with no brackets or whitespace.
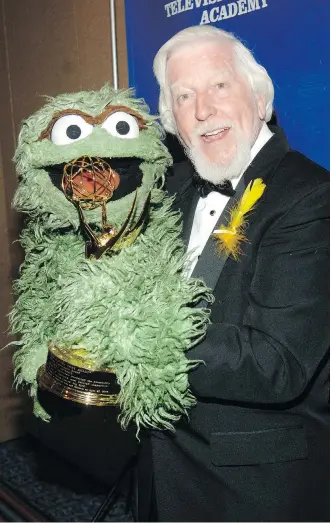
10,85,211,431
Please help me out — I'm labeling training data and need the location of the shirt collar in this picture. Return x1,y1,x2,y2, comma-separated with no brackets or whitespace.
231,122,273,190
250,122,274,162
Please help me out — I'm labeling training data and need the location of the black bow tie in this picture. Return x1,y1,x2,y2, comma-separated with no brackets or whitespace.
192,172,236,198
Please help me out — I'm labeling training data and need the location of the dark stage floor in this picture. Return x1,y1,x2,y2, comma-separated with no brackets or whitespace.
0,434,133,522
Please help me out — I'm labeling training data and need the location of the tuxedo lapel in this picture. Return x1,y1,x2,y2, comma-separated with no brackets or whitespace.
243,126,290,186
190,127,291,291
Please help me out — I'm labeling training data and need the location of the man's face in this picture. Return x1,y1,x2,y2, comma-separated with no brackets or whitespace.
167,40,265,181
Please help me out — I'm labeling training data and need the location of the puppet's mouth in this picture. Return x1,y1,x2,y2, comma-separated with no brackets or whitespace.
47,156,149,259
47,157,143,203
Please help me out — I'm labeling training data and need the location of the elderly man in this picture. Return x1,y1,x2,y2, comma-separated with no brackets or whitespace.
150,25,329,522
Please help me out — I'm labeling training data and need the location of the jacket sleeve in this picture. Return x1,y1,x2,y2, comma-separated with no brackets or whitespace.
187,183,330,404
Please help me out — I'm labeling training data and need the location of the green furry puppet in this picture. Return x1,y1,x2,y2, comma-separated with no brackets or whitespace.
10,85,211,432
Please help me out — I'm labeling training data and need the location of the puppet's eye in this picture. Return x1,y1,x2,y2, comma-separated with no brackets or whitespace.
102,112,139,139
50,115,93,145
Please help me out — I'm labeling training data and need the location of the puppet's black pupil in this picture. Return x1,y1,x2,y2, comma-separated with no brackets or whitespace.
116,121,130,135
66,125,82,139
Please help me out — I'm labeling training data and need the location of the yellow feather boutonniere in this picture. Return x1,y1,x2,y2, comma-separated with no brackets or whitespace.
213,178,266,260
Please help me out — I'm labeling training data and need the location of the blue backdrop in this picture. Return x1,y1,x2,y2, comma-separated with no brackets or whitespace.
124,0,329,169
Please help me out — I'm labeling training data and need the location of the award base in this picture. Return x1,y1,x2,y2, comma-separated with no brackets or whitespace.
37,345,120,407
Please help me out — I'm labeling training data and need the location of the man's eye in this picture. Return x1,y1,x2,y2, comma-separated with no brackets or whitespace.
178,93,190,103
215,82,226,89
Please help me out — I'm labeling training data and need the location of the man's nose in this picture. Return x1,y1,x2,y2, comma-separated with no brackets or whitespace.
195,93,216,121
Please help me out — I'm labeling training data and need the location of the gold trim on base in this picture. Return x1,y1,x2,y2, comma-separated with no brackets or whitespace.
37,345,120,407
37,365,119,406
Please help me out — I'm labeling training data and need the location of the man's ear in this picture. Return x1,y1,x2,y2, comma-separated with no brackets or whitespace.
256,95,266,121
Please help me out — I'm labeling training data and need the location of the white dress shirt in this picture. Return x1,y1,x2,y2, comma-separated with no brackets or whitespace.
186,123,273,277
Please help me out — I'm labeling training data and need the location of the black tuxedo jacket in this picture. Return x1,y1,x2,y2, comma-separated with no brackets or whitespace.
151,128,330,522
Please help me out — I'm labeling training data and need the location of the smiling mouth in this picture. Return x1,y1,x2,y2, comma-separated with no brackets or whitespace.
201,127,231,142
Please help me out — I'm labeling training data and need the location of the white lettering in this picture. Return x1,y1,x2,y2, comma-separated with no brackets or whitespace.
227,1,238,17
219,5,229,19
164,2,172,16
173,0,268,23
237,0,248,15
185,0,194,9
177,0,185,12
247,0,260,12
210,6,219,21
195,0,223,8
200,9,210,23
170,1,178,14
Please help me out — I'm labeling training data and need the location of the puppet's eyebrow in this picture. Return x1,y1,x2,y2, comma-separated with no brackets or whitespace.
38,106,147,141
97,105,147,128
38,109,96,140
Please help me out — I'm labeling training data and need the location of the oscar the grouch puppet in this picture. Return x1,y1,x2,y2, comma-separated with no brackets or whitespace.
10,84,211,433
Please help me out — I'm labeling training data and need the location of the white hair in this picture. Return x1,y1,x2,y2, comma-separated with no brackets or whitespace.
153,25,274,134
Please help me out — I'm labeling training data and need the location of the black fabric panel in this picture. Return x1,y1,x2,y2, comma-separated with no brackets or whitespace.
210,425,308,466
